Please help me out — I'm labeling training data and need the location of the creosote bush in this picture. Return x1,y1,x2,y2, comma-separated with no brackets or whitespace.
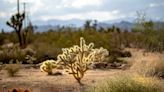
5,60,21,77
86,74,162,92
57,37,108,85
0,45,26,64
132,58,164,78
40,60,58,75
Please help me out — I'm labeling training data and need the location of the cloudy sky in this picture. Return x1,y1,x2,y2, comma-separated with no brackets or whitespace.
0,0,164,30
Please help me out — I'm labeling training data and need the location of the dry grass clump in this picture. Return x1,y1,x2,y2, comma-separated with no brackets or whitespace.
5,63,21,77
86,74,161,92
131,57,164,78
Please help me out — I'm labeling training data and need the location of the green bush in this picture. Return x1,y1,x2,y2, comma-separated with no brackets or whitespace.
86,74,161,92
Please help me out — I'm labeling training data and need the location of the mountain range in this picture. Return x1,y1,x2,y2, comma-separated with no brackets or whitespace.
1,18,164,32
33,19,135,32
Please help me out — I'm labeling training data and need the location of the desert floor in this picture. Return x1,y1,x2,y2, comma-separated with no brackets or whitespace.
0,48,164,92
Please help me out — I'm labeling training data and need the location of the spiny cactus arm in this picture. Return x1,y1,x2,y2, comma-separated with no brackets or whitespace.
40,65,47,72
88,43,94,49
69,66,83,79
76,68,84,78
66,63,78,74
40,63,49,72
58,55,72,67
58,54,79,75
80,37,85,52
40,60,57,74
92,47,109,62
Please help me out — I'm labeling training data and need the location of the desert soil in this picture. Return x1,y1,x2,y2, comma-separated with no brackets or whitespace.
0,48,164,92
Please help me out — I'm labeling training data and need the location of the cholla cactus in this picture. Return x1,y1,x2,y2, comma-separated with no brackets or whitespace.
40,60,58,75
57,37,108,85
93,47,109,62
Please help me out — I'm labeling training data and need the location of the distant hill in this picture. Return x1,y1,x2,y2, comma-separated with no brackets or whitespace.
34,25,58,32
33,19,85,27
1,18,164,32
113,21,134,31
97,21,134,31
33,19,135,32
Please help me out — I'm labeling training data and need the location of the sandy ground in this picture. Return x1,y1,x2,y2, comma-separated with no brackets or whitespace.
0,48,164,92
0,69,122,92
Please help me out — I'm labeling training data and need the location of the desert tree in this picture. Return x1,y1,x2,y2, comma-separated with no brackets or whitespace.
6,0,29,48
93,20,98,30
84,20,92,31
6,12,25,48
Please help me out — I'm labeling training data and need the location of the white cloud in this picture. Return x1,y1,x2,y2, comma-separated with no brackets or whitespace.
149,3,164,8
39,10,124,21
2,0,16,4
0,11,15,18
28,0,44,15
71,0,103,8
149,3,158,7
2,0,45,16
61,0,103,8
1,0,164,23
0,12,6,18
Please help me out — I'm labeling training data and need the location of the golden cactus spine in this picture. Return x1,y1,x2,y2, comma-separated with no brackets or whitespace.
40,60,58,75
57,37,108,85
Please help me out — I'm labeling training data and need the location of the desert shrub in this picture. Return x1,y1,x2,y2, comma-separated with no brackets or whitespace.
107,50,131,64
0,45,26,64
91,62,108,69
86,74,161,92
5,60,21,77
132,58,164,78
25,55,37,64
122,51,132,57
153,59,164,78
108,56,124,63
31,42,61,63
40,60,58,75
109,50,132,58
57,37,109,85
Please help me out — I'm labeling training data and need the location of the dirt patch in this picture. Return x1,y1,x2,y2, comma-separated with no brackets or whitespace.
0,69,121,92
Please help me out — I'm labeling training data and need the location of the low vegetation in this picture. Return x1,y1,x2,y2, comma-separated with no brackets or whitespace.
132,58,164,78
86,74,162,92
5,61,21,77
40,60,58,75
0,10,164,92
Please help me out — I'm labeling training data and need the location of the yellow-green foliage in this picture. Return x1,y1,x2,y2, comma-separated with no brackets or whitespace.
86,74,162,92
5,60,21,77
57,37,108,85
40,60,58,75
93,47,109,62
132,58,164,78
